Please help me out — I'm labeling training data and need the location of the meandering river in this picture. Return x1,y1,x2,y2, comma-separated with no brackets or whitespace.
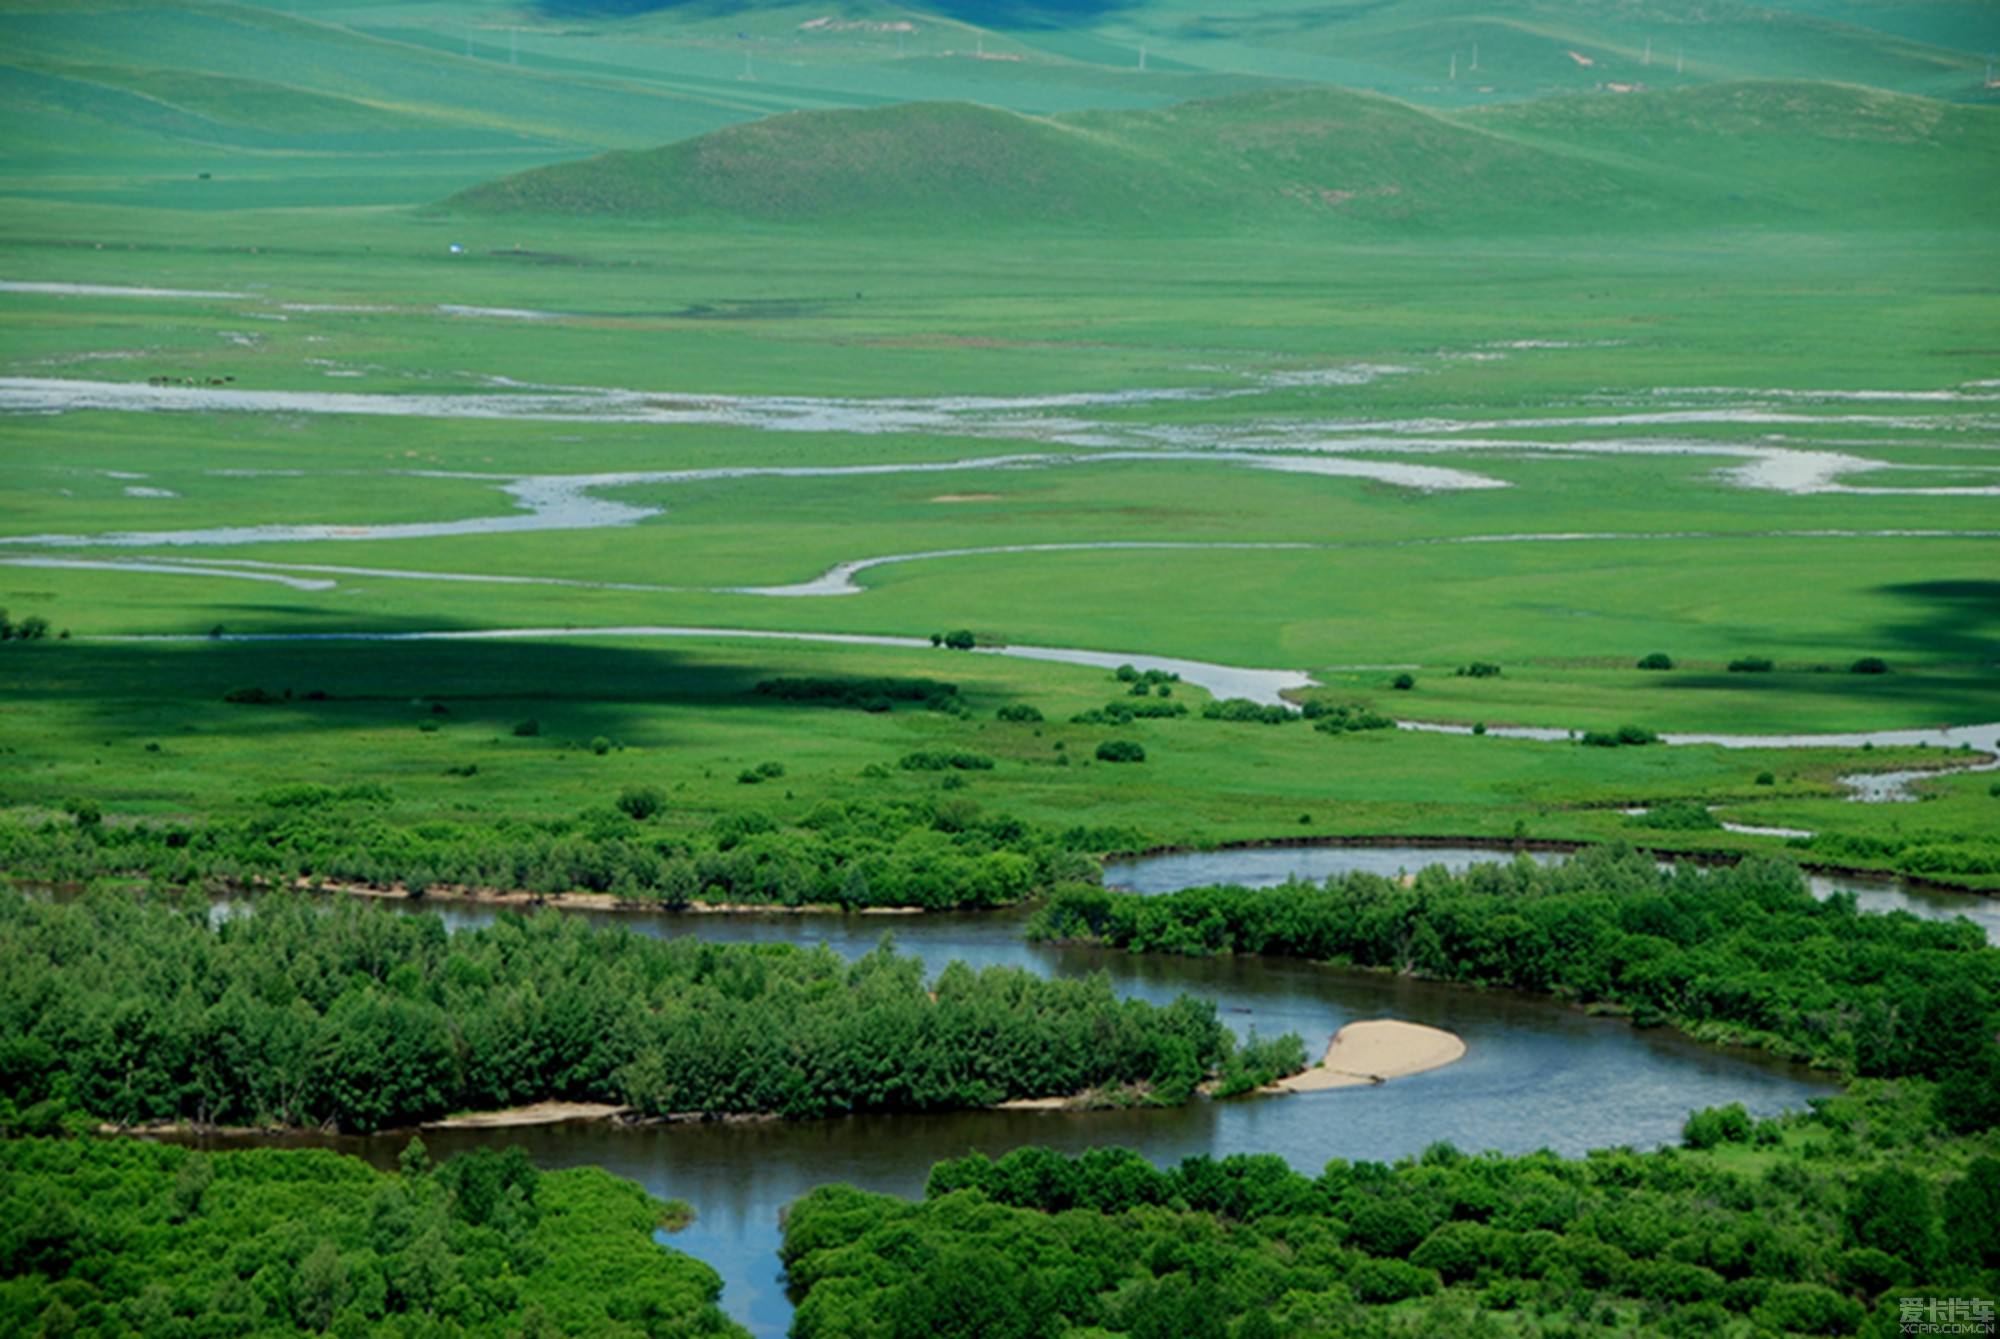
160,841,2000,1336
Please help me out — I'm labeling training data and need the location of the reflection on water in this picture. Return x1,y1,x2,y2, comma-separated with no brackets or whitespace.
176,839,1982,1337
1105,843,2000,945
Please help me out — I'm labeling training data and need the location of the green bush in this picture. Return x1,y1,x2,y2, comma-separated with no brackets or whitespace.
1683,1102,1753,1148
1391,672,1415,690
1751,1283,1861,1334
1582,724,1660,747
1637,652,1674,670
1728,656,1775,673
512,718,540,737
1095,740,1146,764
1455,661,1502,678
1629,801,1720,830
899,750,993,772
1850,657,1891,675
995,704,1043,723
616,785,666,820
1346,1258,1440,1304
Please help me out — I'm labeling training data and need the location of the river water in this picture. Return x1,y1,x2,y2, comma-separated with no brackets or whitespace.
160,841,2000,1335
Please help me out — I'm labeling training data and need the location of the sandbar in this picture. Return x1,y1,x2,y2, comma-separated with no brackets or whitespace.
1271,1019,1466,1093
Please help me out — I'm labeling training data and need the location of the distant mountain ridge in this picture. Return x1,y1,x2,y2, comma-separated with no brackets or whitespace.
444,81,2000,233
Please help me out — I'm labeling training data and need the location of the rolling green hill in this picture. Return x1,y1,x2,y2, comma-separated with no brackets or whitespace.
2,0,1989,209
445,80,2000,233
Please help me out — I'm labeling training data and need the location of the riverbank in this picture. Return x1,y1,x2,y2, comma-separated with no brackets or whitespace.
310,878,932,916
1101,833,2000,898
1269,1019,1468,1092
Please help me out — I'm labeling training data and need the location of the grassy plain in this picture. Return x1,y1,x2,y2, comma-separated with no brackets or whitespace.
1,1,1996,893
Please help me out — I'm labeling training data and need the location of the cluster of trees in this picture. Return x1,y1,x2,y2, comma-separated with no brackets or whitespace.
0,891,1251,1131
0,1136,742,1338
0,609,56,641
929,629,977,650
1027,845,2000,1102
1114,666,1179,688
1204,699,1296,725
1581,724,1661,747
1806,830,2000,878
897,749,993,773
782,1084,2000,1338
755,676,963,714
1194,699,1395,732
1628,801,1721,831
1072,699,1186,724
1729,656,1776,673
1094,741,1146,764
1638,652,1675,671
1455,662,1502,678
994,704,1044,723
0,793,1097,910
1306,701,1395,734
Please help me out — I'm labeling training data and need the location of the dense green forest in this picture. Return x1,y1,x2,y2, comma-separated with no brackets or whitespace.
781,1086,2000,1338
1028,847,2000,1106
0,892,1265,1132
1,1136,743,1338
0,792,1106,911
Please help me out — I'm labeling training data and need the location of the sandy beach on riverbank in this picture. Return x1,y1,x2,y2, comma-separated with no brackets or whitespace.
424,1101,632,1130
1272,1019,1467,1092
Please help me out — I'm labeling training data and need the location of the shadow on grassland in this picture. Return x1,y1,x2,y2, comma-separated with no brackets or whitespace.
1651,579,2000,726
1870,581,2000,666
0,614,972,748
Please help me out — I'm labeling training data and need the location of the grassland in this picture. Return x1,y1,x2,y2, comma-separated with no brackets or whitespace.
1,0,1996,898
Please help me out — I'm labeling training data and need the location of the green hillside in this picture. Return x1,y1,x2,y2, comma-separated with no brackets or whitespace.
446,99,1198,227
2,0,1989,209
445,80,2000,232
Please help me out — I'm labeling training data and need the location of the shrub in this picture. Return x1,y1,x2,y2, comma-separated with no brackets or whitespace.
512,718,540,737
1582,724,1660,747
1728,656,1775,673
221,686,276,705
937,629,976,651
1682,1103,1753,1149
616,785,666,820
738,761,787,784
757,676,959,712
1205,699,1293,725
1751,1283,1861,1335
1455,661,1502,678
995,704,1043,723
1756,771,1776,786
1637,652,1674,670
1851,657,1891,675
11,615,49,640
1391,672,1415,690
1630,801,1720,831
1472,722,1487,736
1076,701,1185,724
61,798,102,828
1095,740,1146,764
899,750,993,772
1302,701,1394,732
589,736,611,756
1346,1258,1439,1304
